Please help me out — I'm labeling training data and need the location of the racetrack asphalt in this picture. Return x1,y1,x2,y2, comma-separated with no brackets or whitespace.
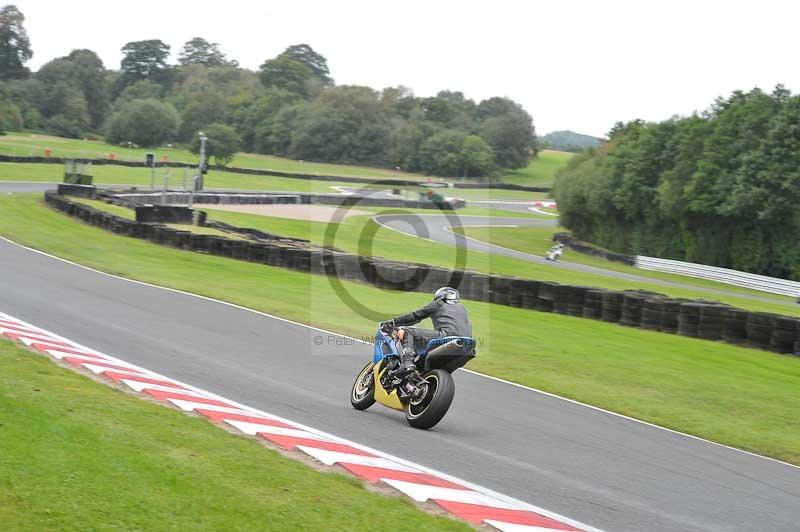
1,238,798,532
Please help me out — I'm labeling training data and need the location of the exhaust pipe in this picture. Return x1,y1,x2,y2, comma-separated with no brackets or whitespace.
426,339,465,358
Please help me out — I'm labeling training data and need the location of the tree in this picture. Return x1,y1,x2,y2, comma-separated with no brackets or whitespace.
477,97,535,169
0,4,31,80
116,40,172,94
178,90,225,140
281,44,332,85
191,123,241,166
459,135,495,177
0,81,21,133
36,49,108,130
258,55,314,97
178,37,237,67
105,98,179,147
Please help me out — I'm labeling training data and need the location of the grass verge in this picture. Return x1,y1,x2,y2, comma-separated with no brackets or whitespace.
0,132,426,180
498,150,574,187
0,339,468,531
0,195,798,464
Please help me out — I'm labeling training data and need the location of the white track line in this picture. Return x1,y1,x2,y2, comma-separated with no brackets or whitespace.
2,235,798,472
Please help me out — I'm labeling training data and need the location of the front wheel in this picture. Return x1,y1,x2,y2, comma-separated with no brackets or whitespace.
405,369,455,429
350,362,376,410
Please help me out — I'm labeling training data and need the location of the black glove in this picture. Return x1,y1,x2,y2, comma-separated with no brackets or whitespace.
380,319,395,333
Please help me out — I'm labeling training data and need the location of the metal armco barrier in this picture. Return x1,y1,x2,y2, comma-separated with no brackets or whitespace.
635,256,800,298
45,191,800,358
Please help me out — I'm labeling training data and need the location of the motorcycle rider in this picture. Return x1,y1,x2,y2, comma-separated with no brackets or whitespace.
381,287,472,376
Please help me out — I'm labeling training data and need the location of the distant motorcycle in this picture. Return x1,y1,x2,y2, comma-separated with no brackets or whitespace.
350,323,475,429
546,243,564,261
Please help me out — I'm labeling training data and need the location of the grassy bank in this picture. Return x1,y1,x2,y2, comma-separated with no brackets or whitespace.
0,161,354,193
498,150,574,187
0,133,574,186
1,194,799,464
0,339,467,531
0,132,425,180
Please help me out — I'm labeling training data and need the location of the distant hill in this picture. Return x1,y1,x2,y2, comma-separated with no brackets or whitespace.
540,130,602,152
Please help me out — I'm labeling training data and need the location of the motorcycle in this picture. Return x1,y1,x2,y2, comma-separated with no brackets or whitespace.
350,323,476,429
546,243,564,261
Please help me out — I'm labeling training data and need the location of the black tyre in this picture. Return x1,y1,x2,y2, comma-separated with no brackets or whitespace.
350,362,376,410
404,369,455,430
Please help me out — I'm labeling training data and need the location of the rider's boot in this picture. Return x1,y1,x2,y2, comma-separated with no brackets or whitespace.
397,348,417,376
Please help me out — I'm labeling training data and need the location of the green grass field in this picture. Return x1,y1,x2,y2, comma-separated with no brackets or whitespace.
0,132,427,180
0,339,468,531
0,161,355,193
0,132,573,188
1,194,799,464
498,150,574,187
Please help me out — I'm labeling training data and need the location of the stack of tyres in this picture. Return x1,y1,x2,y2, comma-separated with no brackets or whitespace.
795,318,800,356
231,240,250,260
566,286,589,317
517,279,540,310
508,278,527,308
601,291,624,323
490,276,512,306
723,308,749,344
770,316,800,354
619,292,645,327
678,303,703,338
582,289,605,319
470,274,491,303
640,298,666,331
698,305,727,340
745,312,775,350
309,249,325,275
552,284,571,315
536,281,557,312
420,265,447,294
660,300,682,333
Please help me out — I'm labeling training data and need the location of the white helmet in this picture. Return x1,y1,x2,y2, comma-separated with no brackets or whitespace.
434,286,460,303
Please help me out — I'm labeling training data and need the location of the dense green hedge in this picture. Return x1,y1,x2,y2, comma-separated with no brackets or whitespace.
554,87,800,280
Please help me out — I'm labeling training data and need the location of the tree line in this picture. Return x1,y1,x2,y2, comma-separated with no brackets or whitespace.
0,5,536,175
554,86,800,280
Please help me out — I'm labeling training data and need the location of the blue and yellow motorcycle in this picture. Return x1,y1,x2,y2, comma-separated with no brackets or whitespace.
350,323,476,429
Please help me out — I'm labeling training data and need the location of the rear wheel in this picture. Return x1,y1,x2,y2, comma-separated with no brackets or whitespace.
404,369,455,429
350,362,376,410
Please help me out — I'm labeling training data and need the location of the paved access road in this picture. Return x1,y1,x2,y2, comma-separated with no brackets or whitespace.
1,238,798,532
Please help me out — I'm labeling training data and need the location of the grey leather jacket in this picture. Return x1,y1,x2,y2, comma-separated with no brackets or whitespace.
393,300,472,337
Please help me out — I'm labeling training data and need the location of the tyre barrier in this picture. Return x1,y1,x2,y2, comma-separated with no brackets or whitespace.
678,303,702,338
723,308,749,344
640,297,665,331
620,293,645,328
45,190,800,357
771,316,800,354
582,289,604,319
601,291,624,323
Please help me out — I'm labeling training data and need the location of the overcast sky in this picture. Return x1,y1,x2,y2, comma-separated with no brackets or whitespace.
12,0,800,137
